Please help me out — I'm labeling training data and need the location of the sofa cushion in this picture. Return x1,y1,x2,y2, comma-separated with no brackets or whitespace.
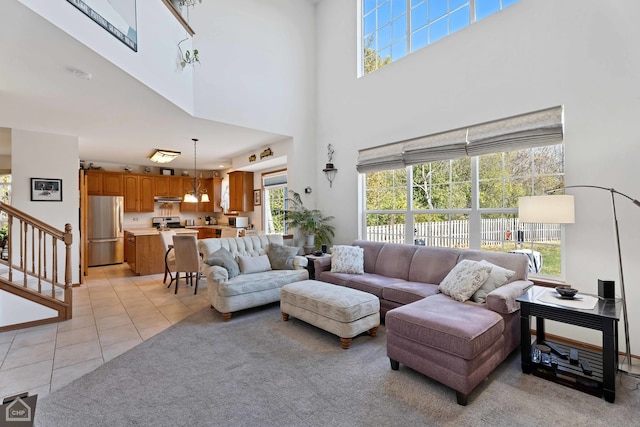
439,260,492,302
267,244,299,270
204,247,240,278
382,282,440,305
408,246,461,284
471,260,515,304
457,250,528,282
238,254,272,274
331,245,364,274
216,269,308,297
385,294,504,360
372,244,417,281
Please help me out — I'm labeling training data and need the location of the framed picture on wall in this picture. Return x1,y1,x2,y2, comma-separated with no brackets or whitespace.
253,189,261,206
31,178,63,202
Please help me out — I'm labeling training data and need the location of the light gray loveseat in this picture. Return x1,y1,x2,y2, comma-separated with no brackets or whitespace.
198,234,308,321
313,240,532,405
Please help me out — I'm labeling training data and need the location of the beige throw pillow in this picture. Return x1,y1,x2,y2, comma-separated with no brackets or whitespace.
439,260,492,302
330,245,364,274
238,254,272,274
471,260,516,304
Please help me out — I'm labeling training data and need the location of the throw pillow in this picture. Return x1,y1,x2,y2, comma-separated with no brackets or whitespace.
238,254,272,274
439,260,492,302
204,247,240,278
471,260,516,304
331,245,364,274
267,244,300,270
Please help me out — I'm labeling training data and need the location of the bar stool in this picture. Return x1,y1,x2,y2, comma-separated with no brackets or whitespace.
172,234,202,295
159,230,176,288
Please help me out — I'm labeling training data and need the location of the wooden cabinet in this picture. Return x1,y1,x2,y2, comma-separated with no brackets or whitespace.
213,177,223,213
86,171,124,196
193,227,218,239
124,174,155,212
155,176,183,197
228,171,254,212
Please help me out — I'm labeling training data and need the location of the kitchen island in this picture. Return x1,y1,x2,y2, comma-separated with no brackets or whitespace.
124,228,198,276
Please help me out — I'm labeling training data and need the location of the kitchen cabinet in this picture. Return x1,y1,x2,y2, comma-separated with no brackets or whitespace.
155,175,183,197
228,171,254,212
86,170,124,196
192,227,218,239
213,177,222,213
124,174,155,212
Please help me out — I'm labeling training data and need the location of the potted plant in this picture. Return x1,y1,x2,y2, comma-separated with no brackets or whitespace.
0,225,8,250
285,191,335,254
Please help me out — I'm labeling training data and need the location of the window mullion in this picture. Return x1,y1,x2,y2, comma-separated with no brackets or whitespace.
470,0,476,23
469,156,481,249
406,165,414,244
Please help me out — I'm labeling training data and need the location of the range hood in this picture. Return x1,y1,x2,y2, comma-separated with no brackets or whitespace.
154,196,183,202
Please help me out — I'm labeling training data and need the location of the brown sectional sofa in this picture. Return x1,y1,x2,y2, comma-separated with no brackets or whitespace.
313,240,532,405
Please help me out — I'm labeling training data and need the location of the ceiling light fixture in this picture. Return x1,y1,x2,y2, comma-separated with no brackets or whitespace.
150,149,181,164
184,138,210,203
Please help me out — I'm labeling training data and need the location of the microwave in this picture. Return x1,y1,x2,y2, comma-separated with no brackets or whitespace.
229,216,249,228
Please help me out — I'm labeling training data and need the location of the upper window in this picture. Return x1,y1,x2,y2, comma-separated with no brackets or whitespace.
362,0,520,74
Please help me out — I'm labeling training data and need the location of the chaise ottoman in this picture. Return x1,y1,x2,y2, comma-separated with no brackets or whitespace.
280,280,380,349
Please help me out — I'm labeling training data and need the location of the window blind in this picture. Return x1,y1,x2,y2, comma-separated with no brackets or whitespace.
356,105,564,172
356,143,404,173
465,106,563,157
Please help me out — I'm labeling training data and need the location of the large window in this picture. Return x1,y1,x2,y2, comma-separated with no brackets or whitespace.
362,0,520,74
364,146,565,277
359,107,565,278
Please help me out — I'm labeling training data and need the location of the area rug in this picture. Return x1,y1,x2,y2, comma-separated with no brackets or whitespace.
36,303,640,426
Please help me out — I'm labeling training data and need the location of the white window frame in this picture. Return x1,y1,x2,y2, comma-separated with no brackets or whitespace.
359,0,520,76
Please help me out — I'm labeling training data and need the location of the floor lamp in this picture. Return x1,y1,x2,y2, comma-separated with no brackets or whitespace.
519,185,640,375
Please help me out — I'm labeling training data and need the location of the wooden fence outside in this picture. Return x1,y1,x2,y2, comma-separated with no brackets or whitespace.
366,219,561,247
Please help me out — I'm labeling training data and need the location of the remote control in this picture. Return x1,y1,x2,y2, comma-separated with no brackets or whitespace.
569,349,579,365
544,341,569,359
580,359,592,376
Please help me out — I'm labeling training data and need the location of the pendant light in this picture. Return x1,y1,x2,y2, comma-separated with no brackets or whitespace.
183,138,210,203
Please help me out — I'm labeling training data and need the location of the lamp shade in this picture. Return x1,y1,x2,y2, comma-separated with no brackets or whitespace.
518,195,575,224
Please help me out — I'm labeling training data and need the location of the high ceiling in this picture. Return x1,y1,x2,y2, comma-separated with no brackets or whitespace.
0,1,288,171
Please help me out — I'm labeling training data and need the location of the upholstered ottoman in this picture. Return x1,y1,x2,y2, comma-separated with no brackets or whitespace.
386,294,506,405
280,280,380,349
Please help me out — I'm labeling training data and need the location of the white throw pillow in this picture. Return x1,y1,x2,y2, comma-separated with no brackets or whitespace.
439,260,492,302
238,254,272,274
330,245,364,274
472,260,516,304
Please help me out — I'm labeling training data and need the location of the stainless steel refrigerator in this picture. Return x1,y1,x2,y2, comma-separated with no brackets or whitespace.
88,195,124,266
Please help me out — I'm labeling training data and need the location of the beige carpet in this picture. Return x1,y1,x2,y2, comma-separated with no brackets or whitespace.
35,303,640,426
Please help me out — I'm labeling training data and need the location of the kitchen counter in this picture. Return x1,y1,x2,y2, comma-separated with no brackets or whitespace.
124,228,199,236
124,229,197,276
184,225,236,229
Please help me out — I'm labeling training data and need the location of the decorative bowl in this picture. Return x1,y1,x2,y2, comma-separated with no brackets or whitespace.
555,286,579,298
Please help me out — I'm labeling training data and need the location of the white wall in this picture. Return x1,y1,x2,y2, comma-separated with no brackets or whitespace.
19,0,195,113
316,0,640,351
11,129,80,285
190,0,318,194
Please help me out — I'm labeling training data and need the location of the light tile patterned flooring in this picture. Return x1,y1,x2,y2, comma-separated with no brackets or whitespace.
0,263,209,400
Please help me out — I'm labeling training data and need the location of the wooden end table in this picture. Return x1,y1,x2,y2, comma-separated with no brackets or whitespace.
517,285,621,403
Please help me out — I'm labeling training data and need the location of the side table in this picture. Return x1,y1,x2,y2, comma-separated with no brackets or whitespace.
305,253,330,279
517,286,621,403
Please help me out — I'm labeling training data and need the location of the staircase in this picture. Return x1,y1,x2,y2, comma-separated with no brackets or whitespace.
0,201,73,332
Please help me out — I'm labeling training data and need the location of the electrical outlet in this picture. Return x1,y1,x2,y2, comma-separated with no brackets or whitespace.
133,218,139,221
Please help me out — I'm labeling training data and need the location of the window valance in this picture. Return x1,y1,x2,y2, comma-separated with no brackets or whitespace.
356,106,563,173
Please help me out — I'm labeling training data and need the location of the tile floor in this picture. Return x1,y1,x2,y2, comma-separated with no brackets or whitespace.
0,263,210,400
